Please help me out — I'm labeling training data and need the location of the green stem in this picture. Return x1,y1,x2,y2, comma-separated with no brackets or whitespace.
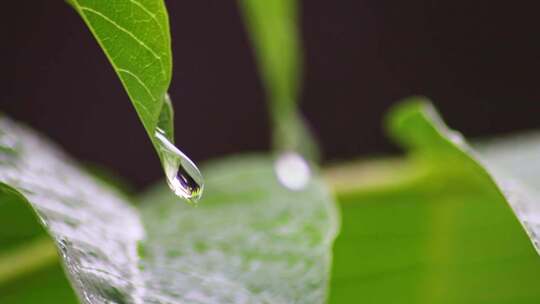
324,157,430,196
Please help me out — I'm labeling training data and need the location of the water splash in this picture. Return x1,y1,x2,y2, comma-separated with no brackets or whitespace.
154,128,204,203
274,152,311,191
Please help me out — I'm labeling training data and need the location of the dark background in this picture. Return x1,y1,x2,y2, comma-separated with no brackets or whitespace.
3,1,540,188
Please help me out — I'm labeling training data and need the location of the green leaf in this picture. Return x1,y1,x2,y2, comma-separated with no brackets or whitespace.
68,0,174,151
0,184,78,303
0,117,338,303
474,132,540,251
329,97,540,303
1,263,79,304
238,0,318,160
138,157,339,303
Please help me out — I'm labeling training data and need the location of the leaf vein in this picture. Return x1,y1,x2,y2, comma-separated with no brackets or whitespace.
79,6,165,78
128,0,162,30
117,68,157,102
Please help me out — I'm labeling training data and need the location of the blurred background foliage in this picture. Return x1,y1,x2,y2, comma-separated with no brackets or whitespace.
3,1,540,187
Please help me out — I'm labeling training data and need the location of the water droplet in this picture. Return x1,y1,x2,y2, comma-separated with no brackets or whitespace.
154,128,204,203
274,152,311,190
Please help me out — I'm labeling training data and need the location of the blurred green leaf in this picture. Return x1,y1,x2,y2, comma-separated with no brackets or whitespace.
475,132,540,252
0,185,78,303
138,157,339,303
329,97,540,303
0,117,338,303
1,263,79,304
68,0,175,155
238,0,318,160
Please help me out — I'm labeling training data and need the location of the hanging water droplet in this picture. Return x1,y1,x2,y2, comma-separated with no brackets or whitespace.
154,128,204,203
274,151,311,191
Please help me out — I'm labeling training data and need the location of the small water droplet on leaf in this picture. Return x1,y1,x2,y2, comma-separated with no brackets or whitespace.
274,152,311,191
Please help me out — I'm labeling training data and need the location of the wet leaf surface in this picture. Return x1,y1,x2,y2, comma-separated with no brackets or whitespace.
0,117,338,304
